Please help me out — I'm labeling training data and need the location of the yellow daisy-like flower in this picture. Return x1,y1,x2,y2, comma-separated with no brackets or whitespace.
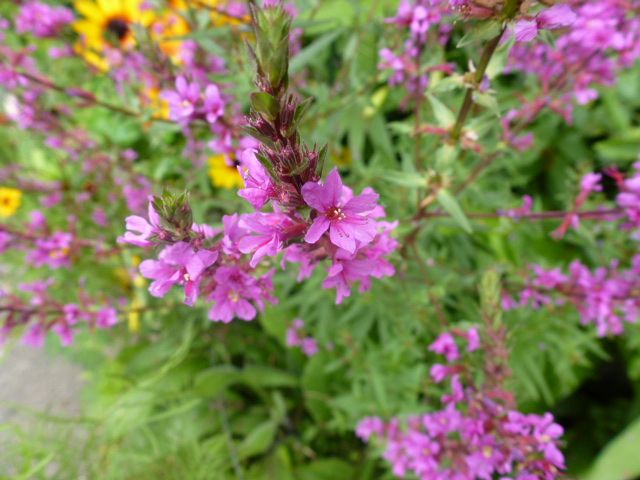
208,154,243,190
0,187,22,218
73,0,155,67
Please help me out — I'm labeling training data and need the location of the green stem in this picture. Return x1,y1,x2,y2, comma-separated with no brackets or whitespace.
450,29,504,141
450,0,522,140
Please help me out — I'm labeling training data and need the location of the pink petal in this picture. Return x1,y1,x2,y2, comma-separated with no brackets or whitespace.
304,216,330,244
514,20,538,42
324,168,343,207
301,182,330,212
329,222,356,253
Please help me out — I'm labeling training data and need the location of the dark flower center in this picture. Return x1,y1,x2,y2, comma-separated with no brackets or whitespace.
106,18,130,42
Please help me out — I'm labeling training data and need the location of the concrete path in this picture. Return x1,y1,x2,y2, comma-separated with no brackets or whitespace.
0,345,85,477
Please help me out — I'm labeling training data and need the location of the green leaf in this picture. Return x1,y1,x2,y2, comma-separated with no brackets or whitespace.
437,189,473,234
485,36,514,79
594,128,640,162
457,20,502,48
240,366,298,389
367,113,395,166
193,366,241,397
295,458,355,480
427,93,455,128
259,304,294,342
377,170,426,188
302,354,334,423
472,92,500,117
238,420,278,459
582,416,640,480
251,92,280,120
290,29,343,74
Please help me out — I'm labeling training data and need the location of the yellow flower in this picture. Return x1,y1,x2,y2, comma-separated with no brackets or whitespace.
208,154,243,189
73,0,155,67
151,9,190,61
128,297,143,333
193,0,250,28
141,85,170,120
0,187,22,218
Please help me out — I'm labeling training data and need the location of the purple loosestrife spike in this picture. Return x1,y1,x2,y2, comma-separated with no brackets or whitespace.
245,4,324,206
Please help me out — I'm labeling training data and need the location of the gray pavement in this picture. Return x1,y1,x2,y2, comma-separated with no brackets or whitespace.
0,345,85,478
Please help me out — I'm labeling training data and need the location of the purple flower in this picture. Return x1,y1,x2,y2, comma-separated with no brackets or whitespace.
286,325,301,346
221,213,250,258
430,364,449,383
118,201,162,247
356,417,385,441
203,84,225,124
238,149,276,209
96,307,118,329
0,231,12,254
429,332,459,362
281,244,319,281
52,322,74,346
27,232,74,269
537,4,577,30
162,76,201,123
302,168,379,253
514,20,539,42
22,323,45,347
208,266,262,323
580,172,602,193
466,327,480,352
300,337,319,356
322,223,397,304
16,1,74,38
140,242,218,306
513,4,576,42
238,211,299,267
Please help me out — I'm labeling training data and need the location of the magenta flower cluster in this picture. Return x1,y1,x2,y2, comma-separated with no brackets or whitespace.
15,1,74,38
357,329,565,480
508,0,640,116
0,211,77,269
120,159,397,322
379,0,455,96
505,256,640,337
161,76,225,128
